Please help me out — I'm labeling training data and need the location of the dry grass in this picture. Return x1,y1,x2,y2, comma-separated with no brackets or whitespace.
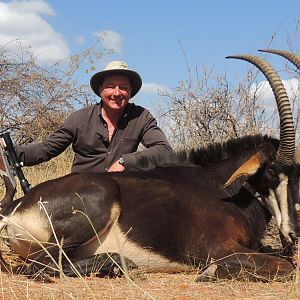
0,269,298,300
0,152,300,299
17,149,74,195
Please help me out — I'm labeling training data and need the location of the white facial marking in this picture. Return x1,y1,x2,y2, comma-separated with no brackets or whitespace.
268,173,292,242
266,189,282,227
276,174,291,239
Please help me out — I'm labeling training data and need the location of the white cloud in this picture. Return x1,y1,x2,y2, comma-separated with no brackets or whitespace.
75,35,86,46
133,82,171,109
0,0,70,65
251,78,300,110
141,82,171,95
94,30,123,53
8,0,54,15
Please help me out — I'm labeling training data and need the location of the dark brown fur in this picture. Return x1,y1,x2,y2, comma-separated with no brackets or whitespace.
0,135,298,281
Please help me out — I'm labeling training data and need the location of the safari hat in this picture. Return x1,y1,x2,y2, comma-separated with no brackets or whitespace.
90,61,142,98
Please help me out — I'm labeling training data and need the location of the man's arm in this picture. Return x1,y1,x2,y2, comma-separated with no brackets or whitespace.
121,111,172,170
15,116,74,166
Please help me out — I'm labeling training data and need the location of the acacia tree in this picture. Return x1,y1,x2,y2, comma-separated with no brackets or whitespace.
0,41,108,144
156,66,278,151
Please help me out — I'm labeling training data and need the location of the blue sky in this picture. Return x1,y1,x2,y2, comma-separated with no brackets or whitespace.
1,0,300,108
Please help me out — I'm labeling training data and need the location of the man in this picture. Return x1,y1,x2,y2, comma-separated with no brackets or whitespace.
2,61,172,173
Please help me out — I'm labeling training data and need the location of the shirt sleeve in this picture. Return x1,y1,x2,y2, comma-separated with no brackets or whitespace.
121,110,172,170
16,114,75,166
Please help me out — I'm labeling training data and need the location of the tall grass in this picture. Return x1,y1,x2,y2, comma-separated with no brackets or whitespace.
14,149,74,198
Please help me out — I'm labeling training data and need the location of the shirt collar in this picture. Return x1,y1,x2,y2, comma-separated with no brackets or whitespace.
98,100,132,121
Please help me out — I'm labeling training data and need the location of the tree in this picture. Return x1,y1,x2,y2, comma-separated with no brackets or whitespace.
156,54,300,150
0,40,108,144
156,66,277,151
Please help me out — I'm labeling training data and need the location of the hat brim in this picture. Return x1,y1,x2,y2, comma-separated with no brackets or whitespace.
90,69,142,98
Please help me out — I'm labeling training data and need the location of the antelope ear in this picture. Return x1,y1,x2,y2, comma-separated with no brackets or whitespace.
224,151,267,187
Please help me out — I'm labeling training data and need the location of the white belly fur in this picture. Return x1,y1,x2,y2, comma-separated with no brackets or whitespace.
71,221,193,273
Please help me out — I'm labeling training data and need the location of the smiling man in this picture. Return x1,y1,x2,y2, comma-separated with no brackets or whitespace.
9,61,172,173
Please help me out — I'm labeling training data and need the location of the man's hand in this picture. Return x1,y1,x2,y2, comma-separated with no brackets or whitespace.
108,160,125,172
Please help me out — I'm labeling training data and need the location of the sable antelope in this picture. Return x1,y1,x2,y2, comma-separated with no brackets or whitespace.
0,50,299,281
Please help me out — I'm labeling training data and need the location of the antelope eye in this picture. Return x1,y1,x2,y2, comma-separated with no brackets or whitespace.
265,167,276,179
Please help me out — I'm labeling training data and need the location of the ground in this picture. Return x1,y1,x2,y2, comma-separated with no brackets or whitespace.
0,271,299,300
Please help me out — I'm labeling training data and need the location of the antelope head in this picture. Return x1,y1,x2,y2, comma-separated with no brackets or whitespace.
226,51,300,251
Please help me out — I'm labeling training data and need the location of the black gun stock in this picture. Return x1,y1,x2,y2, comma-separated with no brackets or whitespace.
0,132,31,194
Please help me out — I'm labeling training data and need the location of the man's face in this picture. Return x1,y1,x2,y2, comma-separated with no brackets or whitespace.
100,74,132,111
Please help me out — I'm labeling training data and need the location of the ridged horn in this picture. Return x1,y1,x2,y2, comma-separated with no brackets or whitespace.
258,49,300,70
226,54,295,165
259,49,300,164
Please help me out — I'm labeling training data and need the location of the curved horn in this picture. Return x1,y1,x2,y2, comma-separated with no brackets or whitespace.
258,49,300,70
259,49,300,164
226,54,295,165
